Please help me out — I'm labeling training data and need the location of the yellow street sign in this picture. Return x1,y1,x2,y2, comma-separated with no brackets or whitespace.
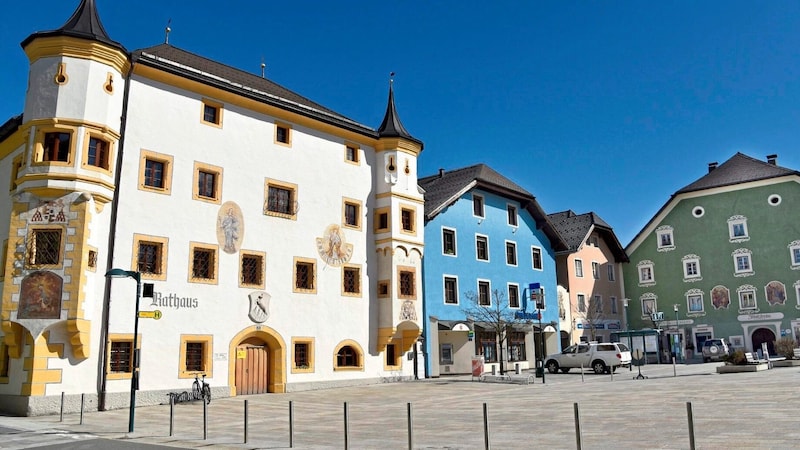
138,310,162,320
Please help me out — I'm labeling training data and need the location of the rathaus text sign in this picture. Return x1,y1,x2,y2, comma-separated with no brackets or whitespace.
149,291,199,310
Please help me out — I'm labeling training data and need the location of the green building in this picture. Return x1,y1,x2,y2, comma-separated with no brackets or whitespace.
623,153,800,360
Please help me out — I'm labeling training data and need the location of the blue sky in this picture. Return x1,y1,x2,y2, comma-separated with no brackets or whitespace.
2,1,800,246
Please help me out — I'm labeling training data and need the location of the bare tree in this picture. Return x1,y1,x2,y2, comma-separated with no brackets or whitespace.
577,295,605,342
462,289,529,374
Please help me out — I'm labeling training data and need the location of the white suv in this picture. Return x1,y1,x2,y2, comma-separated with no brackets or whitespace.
702,338,730,362
545,342,632,374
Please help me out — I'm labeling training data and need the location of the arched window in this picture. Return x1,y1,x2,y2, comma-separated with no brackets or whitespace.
333,340,364,371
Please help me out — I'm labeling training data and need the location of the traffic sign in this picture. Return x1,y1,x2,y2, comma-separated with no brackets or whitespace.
138,310,162,320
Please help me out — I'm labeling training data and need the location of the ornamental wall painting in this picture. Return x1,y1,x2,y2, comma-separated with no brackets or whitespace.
711,286,730,310
17,271,63,319
217,201,244,254
765,281,786,306
316,224,353,267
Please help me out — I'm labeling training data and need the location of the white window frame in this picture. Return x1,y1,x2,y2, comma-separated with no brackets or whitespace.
732,249,753,276
591,261,600,280
531,246,543,271
505,240,518,266
638,261,655,284
442,227,457,257
789,241,800,268
475,234,489,262
686,289,704,313
577,293,586,313
477,279,491,306
508,283,520,309
641,295,657,317
738,288,757,311
728,215,749,242
682,255,701,280
473,194,485,218
575,259,584,278
506,203,518,227
443,275,459,305
656,226,674,251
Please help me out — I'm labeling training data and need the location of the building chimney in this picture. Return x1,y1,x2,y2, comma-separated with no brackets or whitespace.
439,168,445,177
708,162,718,173
766,154,777,165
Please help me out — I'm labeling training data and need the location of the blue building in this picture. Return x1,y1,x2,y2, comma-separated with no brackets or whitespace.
419,165,567,377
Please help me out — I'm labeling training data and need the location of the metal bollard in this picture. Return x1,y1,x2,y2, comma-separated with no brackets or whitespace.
203,399,208,440
60,392,65,422
687,402,696,450
483,402,490,450
79,394,85,425
244,399,248,444
574,403,583,450
289,400,294,448
610,368,614,381
580,364,585,383
407,403,413,450
491,365,496,375
515,363,520,374
673,356,677,377
343,402,349,450
169,396,174,437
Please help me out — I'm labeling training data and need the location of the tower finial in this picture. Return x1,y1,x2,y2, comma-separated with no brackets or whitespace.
261,56,266,78
390,71,395,87
165,19,171,44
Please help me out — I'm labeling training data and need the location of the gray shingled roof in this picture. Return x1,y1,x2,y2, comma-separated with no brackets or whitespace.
677,152,798,194
20,0,126,53
132,44,378,139
547,210,628,262
419,164,568,251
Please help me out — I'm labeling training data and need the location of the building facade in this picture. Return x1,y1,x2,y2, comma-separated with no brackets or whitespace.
419,165,567,377
0,0,424,415
623,153,800,361
548,211,628,347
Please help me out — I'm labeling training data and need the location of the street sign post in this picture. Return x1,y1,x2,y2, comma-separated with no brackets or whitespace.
137,310,162,320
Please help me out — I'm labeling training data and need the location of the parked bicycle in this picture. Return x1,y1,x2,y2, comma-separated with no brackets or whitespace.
192,373,211,404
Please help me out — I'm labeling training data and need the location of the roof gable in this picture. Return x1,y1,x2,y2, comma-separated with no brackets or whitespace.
677,152,798,194
547,210,628,262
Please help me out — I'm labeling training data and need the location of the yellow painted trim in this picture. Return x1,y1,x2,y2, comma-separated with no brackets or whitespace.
192,161,224,204
178,334,213,379
23,36,130,74
9,154,24,192
228,325,286,395
383,343,402,370
18,172,116,191
292,256,317,294
397,265,417,300
25,118,121,138
54,62,69,85
290,336,315,374
105,333,138,381
344,142,360,165
374,207,390,233
374,138,422,155
87,245,98,272
373,237,425,248
79,129,115,174
200,98,224,128
188,242,219,285
342,197,363,230
238,250,266,289
104,72,115,95
138,149,174,195
376,327,396,354
264,178,298,220
332,339,365,371
31,124,78,167
0,240,6,279
399,204,418,236
131,233,169,281
377,280,390,298
133,64,376,147
274,122,292,147
0,340,9,380
375,191,424,203
341,263,362,298
26,225,66,269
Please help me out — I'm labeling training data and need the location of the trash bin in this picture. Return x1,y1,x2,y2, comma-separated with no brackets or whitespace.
535,360,544,378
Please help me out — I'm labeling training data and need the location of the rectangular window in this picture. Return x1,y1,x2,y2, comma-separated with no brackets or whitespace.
592,262,600,279
191,247,216,280
43,131,71,162
577,294,586,313
610,296,618,314
479,331,497,362
376,211,389,232
594,295,603,313
29,229,61,266
202,101,222,126
294,258,316,292
531,247,543,270
87,137,110,169
657,229,674,249
684,259,700,278
399,270,415,298
265,179,298,219
444,276,458,304
197,171,216,198
505,241,517,266
109,341,133,373
473,194,484,217
735,254,752,273
385,344,397,367
343,266,361,295
144,159,165,188
139,149,173,194
88,249,97,270
792,246,800,267
240,252,264,287
275,123,291,145
638,264,654,283
294,342,310,368
739,290,756,310
688,293,704,313
138,241,163,275
508,331,526,362
343,202,359,227
476,235,489,261
378,280,390,298
440,344,454,365
508,284,520,308
507,204,518,226
607,264,615,281
10,155,23,191
442,228,456,255
478,280,491,306
575,259,584,277
730,222,747,239
345,145,359,163
401,207,415,232
185,342,205,372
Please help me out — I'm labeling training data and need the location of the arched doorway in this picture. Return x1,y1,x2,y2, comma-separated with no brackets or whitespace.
229,326,286,395
751,328,776,356
560,330,570,351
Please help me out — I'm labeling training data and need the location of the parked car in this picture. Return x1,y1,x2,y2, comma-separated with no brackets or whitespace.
702,338,730,362
545,342,632,374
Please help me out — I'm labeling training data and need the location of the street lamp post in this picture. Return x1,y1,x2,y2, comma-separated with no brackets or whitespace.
105,268,142,433
673,304,680,364
623,298,632,371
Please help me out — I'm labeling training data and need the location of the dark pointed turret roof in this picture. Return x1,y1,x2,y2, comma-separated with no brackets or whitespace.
547,210,628,262
377,82,423,147
20,0,126,53
419,164,567,251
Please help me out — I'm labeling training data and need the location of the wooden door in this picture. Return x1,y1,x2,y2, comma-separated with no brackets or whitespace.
235,344,268,395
